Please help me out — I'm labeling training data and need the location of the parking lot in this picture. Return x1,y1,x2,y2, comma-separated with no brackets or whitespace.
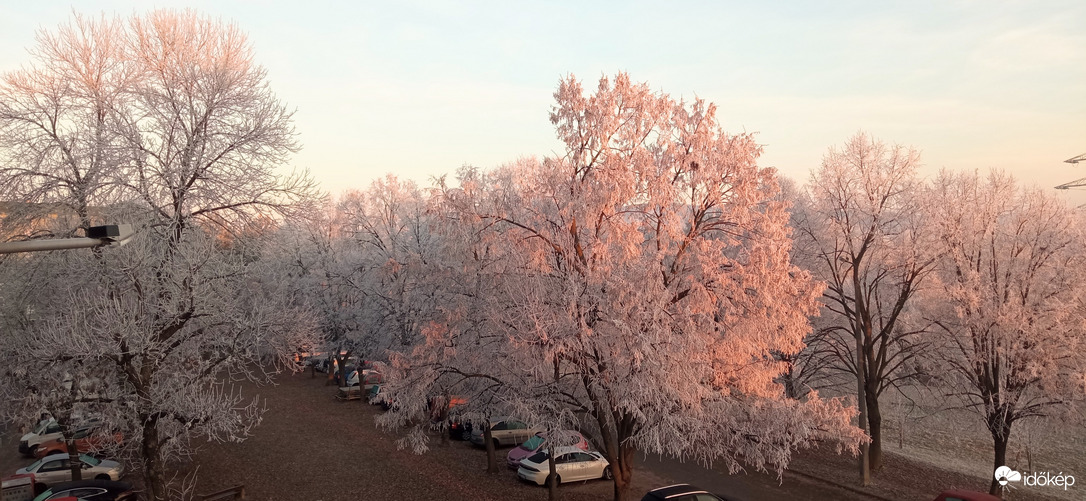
4,371,1036,501
184,372,666,501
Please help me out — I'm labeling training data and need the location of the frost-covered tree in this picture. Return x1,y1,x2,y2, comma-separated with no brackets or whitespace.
924,170,1086,495
374,165,541,477
379,74,864,501
0,233,119,483
337,176,443,351
273,197,363,387
0,13,132,232
792,132,935,480
0,10,320,499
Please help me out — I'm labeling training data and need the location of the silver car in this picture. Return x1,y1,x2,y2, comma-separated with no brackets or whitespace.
470,417,541,448
16,453,124,488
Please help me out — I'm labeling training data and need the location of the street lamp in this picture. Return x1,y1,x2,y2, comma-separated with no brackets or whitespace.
0,224,134,254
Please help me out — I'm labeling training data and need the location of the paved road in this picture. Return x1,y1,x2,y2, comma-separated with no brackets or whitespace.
640,453,878,501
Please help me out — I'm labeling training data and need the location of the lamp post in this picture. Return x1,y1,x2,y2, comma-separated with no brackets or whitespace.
0,224,134,254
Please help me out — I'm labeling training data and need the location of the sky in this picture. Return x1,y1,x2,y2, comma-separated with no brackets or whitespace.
1,1,1084,202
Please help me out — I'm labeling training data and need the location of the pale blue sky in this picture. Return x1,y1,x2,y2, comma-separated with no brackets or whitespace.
2,1,1084,200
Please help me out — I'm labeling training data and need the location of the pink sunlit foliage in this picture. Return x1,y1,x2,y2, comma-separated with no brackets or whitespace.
377,74,865,501
923,169,1086,495
0,12,133,231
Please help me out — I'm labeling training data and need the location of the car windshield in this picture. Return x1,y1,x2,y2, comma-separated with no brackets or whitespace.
32,420,53,434
526,450,550,464
25,457,45,471
521,435,544,450
79,454,101,466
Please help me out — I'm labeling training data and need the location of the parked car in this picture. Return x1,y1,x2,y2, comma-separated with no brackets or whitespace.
312,359,333,373
642,483,730,501
931,490,1002,501
516,446,611,486
16,453,124,490
33,426,123,459
345,370,384,389
424,395,470,439
332,365,354,386
19,418,101,457
312,353,358,373
19,419,63,456
470,417,542,449
31,479,136,501
507,430,589,469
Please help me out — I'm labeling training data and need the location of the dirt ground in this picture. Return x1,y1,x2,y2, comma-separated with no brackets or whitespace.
181,373,1076,501
3,371,1077,500
183,371,669,501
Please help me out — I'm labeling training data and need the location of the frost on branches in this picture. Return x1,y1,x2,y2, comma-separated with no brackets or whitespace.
924,170,1086,495
790,132,935,477
379,74,864,501
0,10,320,501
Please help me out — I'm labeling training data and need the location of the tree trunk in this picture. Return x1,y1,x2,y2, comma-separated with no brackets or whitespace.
988,420,1012,495
611,444,634,501
855,334,871,486
484,422,497,474
66,438,82,481
141,419,167,501
865,377,883,472
547,450,559,500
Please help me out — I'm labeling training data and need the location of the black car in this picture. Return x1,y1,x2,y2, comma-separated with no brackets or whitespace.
32,479,136,501
449,419,473,440
641,484,729,501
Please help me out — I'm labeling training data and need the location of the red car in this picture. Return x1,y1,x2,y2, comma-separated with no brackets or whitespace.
33,427,123,459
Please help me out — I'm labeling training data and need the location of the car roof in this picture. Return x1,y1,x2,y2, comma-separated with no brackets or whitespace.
37,453,97,463
647,484,712,498
38,453,74,462
42,479,132,491
547,445,595,455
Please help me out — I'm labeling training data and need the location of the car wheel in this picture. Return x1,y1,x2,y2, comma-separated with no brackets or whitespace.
461,429,471,441
492,438,500,450
95,474,112,481
603,466,613,480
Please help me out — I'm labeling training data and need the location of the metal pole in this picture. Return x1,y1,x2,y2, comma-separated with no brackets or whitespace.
0,237,106,254
0,224,133,254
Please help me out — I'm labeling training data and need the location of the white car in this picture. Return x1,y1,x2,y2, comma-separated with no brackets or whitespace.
16,453,124,488
19,419,63,456
516,446,611,486
19,418,102,456
346,369,384,389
